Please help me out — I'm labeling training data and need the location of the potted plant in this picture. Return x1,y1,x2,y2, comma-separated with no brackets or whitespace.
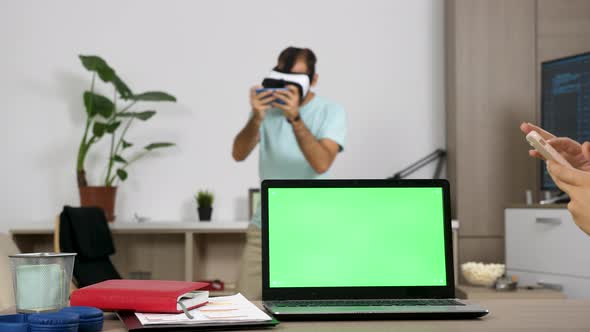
195,191,214,221
76,55,176,221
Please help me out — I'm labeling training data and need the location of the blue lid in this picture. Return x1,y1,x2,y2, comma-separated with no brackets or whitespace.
28,312,80,325
0,323,28,332
61,306,103,319
0,314,28,323
0,314,28,332
60,306,103,332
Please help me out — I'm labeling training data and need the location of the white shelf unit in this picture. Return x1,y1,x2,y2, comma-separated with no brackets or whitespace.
505,208,590,298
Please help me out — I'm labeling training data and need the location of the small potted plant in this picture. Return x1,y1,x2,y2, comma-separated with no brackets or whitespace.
195,190,214,221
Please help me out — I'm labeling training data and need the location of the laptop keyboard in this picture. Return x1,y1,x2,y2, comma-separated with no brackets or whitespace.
273,299,465,307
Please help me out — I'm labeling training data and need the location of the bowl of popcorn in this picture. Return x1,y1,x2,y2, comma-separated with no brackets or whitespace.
461,262,505,287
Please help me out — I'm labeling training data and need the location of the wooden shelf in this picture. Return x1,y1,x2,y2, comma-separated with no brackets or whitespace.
10,221,250,235
10,221,250,284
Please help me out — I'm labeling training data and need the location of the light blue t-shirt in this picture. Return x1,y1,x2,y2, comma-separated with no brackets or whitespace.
251,95,346,227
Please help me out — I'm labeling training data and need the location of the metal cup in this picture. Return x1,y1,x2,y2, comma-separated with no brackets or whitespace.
9,252,76,313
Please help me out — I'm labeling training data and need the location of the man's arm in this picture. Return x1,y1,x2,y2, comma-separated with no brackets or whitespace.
273,86,342,173
290,119,340,174
232,116,262,161
232,87,273,161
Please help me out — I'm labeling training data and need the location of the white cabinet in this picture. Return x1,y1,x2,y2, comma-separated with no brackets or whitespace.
509,270,590,299
505,208,590,299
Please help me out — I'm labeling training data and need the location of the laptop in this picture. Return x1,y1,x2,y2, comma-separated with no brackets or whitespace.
261,179,488,320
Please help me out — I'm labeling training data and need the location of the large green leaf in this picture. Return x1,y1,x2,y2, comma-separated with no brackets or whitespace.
145,142,175,151
116,169,128,181
117,111,156,121
105,121,121,133
79,55,133,99
92,121,108,137
113,155,127,163
79,55,115,82
84,91,114,118
131,91,177,102
79,55,107,71
113,75,133,99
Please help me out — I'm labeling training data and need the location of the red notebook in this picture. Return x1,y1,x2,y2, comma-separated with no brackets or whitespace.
70,279,210,313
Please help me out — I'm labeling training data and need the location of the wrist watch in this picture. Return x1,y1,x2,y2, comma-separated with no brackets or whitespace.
287,114,301,124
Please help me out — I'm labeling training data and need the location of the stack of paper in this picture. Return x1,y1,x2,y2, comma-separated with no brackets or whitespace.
135,293,273,326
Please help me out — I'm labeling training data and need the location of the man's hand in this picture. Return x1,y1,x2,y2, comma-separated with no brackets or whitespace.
547,138,590,172
273,85,301,122
547,160,590,236
520,122,555,139
250,85,274,121
520,122,556,159
520,122,590,171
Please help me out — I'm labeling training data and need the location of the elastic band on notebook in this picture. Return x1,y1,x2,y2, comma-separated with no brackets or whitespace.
177,301,194,319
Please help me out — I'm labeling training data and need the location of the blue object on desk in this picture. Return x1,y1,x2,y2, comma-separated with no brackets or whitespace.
0,314,28,332
0,306,103,332
28,312,79,332
61,306,104,332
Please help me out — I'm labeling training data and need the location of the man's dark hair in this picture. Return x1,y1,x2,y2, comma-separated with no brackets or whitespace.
276,47,317,82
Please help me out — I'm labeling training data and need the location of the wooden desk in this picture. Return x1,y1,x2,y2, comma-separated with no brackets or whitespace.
10,221,249,284
95,299,590,331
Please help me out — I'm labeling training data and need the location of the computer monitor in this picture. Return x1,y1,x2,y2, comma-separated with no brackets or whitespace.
541,52,590,190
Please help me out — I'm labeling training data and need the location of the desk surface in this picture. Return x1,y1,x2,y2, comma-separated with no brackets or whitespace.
3,299,588,331
97,299,590,331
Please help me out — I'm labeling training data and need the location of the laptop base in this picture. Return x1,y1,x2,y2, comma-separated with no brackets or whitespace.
264,301,489,320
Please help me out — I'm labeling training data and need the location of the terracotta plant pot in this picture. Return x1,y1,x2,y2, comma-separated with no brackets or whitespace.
79,186,117,222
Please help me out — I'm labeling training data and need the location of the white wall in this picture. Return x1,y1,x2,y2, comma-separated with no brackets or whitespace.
0,0,444,230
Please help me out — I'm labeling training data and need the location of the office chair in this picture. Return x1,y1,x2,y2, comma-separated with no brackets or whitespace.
58,206,121,287
53,216,79,293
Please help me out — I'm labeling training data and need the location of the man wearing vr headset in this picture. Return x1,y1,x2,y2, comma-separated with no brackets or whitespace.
232,47,346,299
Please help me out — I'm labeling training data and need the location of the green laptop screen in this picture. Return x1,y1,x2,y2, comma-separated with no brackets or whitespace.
268,187,447,288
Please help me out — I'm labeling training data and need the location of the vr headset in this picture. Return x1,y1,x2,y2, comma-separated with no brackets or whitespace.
261,70,311,100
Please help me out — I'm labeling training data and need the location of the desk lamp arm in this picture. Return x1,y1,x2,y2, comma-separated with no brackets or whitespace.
389,149,447,179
